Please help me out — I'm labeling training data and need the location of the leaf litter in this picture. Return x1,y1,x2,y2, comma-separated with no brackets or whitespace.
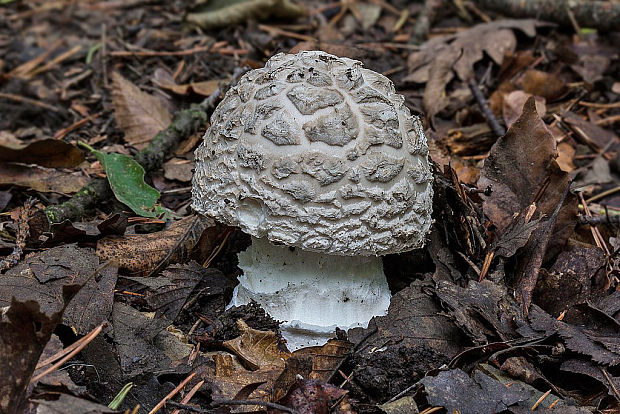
1,1,619,413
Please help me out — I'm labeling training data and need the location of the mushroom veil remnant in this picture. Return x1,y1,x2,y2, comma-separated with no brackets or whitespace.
192,51,433,351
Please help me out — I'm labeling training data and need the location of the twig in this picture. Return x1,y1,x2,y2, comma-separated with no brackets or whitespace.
44,67,249,225
579,193,611,255
0,92,62,113
468,79,505,137
149,372,196,414
31,323,104,383
586,185,620,204
171,380,205,414
53,111,102,140
578,214,620,225
531,389,552,410
600,367,620,402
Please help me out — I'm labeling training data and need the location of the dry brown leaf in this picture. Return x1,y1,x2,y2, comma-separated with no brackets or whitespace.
96,215,216,275
478,97,573,233
163,157,194,182
405,19,541,116
518,69,567,101
0,163,89,194
556,142,576,172
502,90,546,129
294,339,353,381
210,320,291,401
152,68,220,97
223,320,290,371
111,72,172,150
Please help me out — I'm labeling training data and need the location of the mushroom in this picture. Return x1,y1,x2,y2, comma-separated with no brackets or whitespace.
192,51,432,351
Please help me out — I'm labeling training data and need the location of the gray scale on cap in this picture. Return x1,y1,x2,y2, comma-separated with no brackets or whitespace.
193,51,433,256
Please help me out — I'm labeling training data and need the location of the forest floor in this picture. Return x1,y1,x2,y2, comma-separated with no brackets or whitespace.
0,0,619,413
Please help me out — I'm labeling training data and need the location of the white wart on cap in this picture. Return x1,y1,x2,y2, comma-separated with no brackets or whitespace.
192,51,433,350
192,51,433,257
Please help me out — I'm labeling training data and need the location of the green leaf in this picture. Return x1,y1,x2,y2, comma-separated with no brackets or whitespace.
86,42,102,64
79,142,170,218
108,382,133,409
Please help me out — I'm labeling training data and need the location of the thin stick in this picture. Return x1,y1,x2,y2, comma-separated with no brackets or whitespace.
54,111,102,139
31,323,104,383
171,380,205,414
0,92,61,113
29,45,83,79
579,193,610,255
586,185,620,204
530,389,552,410
469,79,505,137
600,367,620,402
148,372,196,414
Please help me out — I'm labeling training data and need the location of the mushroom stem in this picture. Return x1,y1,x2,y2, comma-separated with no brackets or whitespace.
229,236,391,351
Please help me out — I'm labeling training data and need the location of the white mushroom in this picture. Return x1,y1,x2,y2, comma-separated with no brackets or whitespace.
192,51,433,351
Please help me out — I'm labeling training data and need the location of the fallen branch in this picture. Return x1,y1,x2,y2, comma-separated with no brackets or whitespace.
44,67,249,225
471,0,620,31
469,79,505,137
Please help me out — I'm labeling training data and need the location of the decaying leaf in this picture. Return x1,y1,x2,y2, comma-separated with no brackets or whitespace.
111,72,172,149
0,163,89,194
421,369,530,414
0,134,84,168
0,290,80,414
405,19,542,116
223,319,290,371
434,280,531,345
502,90,545,129
124,262,210,322
111,302,172,377
97,215,217,275
186,0,306,30
347,280,464,401
534,241,607,316
279,379,353,414
30,393,118,414
210,320,291,401
529,304,620,366
0,244,117,335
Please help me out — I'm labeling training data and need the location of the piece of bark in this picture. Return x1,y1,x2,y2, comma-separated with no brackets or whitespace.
472,0,620,31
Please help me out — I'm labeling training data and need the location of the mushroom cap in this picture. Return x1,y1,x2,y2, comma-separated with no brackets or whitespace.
192,51,432,256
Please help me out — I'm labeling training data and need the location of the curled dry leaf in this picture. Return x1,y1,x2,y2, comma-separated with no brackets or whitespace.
502,90,545,129
405,19,542,116
210,320,290,401
111,72,172,150
478,97,575,234
97,215,216,275
279,379,352,414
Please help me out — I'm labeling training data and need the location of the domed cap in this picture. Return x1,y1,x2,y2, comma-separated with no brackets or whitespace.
192,51,433,256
